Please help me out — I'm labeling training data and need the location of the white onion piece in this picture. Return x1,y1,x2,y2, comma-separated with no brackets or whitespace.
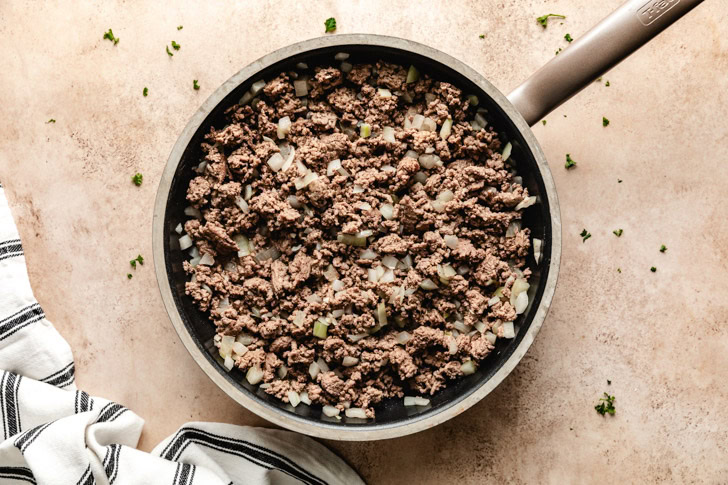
245,364,264,385
440,118,452,139
419,278,438,290
359,249,378,260
510,278,530,306
501,142,512,161
379,204,394,220
236,334,254,346
502,321,516,339
352,185,365,194
299,391,311,405
396,331,411,344
444,235,458,249
379,269,395,283
223,355,234,371
294,79,308,97
327,159,342,177
488,296,501,307
308,361,320,379
400,254,413,269
287,195,302,209
267,153,285,172
316,357,329,373
196,161,207,173
376,301,388,325
382,255,399,269
250,80,266,96
345,408,367,419
411,114,424,130
446,335,458,355
484,331,497,345
234,196,250,214
367,268,378,282
348,333,369,342
288,391,301,407
234,234,250,257
334,52,350,61
244,185,253,200
281,145,295,171
296,62,308,69
378,88,392,98
515,196,537,211
533,238,543,264
184,206,202,219
179,234,193,250
512,175,523,186
306,294,323,304
323,264,339,282
232,342,247,356
438,190,455,202
473,321,487,333
188,246,200,259
323,405,340,417
342,356,359,367
332,279,344,292
403,396,417,407
460,361,477,375
382,126,396,143
277,364,288,379
357,202,372,211
220,335,234,358
514,291,528,315
506,220,522,237
357,229,373,237
255,247,280,262
421,117,437,132
414,397,430,406
224,261,237,273
294,171,318,190
453,321,470,334
418,154,440,169
340,61,353,73
277,116,292,139
332,309,345,318
239,91,253,105
174,223,183,234
199,253,215,266
381,164,396,173
474,113,487,128
430,200,445,213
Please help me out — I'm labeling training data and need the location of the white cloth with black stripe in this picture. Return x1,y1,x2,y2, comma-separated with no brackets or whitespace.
0,182,364,485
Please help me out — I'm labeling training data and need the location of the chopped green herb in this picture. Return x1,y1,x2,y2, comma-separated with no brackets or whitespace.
580,229,591,242
618,179,623,183
565,153,576,169
103,28,119,45
143,87,148,97
132,173,143,186
602,116,610,127
135,254,144,265
541,120,547,125
651,266,657,272
564,33,573,42
129,254,144,269
617,268,622,273
613,229,623,237
127,273,133,279
607,380,612,385
324,17,337,33
166,45,173,57
46,119,56,124
563,114,567,118
595,392,616,416
130,259,136,269
479,34,485,39
555,47,562,55
177,25,183,30
536,13,566,28
596,77,602,82
605,80,611,87
660,244,667,253
171,40,180,50
193,80,200,90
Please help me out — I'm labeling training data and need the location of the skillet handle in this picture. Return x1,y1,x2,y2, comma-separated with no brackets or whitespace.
507,0,705,126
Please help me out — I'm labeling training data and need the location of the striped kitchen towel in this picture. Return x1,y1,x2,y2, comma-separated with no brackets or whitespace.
0,181,364,485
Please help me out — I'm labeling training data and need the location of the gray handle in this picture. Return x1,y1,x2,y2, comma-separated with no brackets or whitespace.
508,0,704,126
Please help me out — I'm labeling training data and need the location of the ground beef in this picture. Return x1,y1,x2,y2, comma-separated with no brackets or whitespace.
180,56,533,418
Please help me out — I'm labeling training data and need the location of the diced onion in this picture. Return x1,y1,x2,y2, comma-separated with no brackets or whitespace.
406,65,419,83
399,254,413,269
404,396,417,407
514,291,528,315
382,255,399,269
239,91,253,105
179,234,193,250
419,278,438,290
277,364,288,379
360,123,371,138
379,269,395,283
255,247,281,262
376,301,388,326
323,264,339,282
515,195,537,211
338,234,367,247
306,294,323,304
294,79,308,97
413,172,427,184
267,152,285,172
411,114,424,130
345,408,367,419
308,362,320,379
316,358,329,373
437,264,457,284
367,268,378,282
334,52,349,61
437,190,455,202
234,234,250,257
332,279,344,291
300,391,311,405
533,238,543,264
378,88,392,98
323,405,340,417
342,356,359,367
348,333,369,343
446,335,458,355
223,355,234,371
501,142,512,161
288,390,301,407
510,278,530,306
382,126,396,143
506,220,522,237
488,296,501,307
502,321,516,339
244,185,253,200
421,117,437,132
280,144,296,171
340,62,353,73
294,171,319,190
232,342,247,356
296,62,308,70
287,195,302,209
199,253,215,266
431,200,445,213
313,320,328,339
440,118,452,139
379,204,394,220
235,196,250,213
174,223,183,234
453,321,471,333
458,360,476,376
359,249,378,260
473,321,487,333
246,364,264,385
184,206,202,219
418,154,440,169
250,80,266,96
277,116,292,139
352,185,365,194
327,159,342,177
220,335,234,358
444,235,458,249
396,331,411,344
236,334,254,345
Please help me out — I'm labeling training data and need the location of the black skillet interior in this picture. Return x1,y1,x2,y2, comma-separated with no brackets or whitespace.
163,44,552,428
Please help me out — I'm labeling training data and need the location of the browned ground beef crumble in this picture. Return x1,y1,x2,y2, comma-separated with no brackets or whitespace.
181,59,532,418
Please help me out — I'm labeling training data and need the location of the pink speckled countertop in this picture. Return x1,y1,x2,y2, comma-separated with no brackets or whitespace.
1,0,727,483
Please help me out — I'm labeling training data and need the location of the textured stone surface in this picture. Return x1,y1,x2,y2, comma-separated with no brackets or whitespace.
1,0,727,482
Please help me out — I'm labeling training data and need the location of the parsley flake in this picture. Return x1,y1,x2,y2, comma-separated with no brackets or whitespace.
595,392,616,416
171,40,180,50
555,47,562,55
565,153,576,169
617,268,622,273
541,120,547,125
607,380,611,385
166,45,173,57
132,173,143,186
580,229,591,242
479,34,485,39
603,116,610,127
193,80,200,90
177,25,183,30
127,273,133,279
660,244,667,253
564,33,573,42
324,17,337,33
618,179,623,183
651,266,657,272
46,119,56,124
536,13,566,28
103,29,119,45
605,80,611,87
143,87,148,97
613,229,623,237
129,254,144,270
